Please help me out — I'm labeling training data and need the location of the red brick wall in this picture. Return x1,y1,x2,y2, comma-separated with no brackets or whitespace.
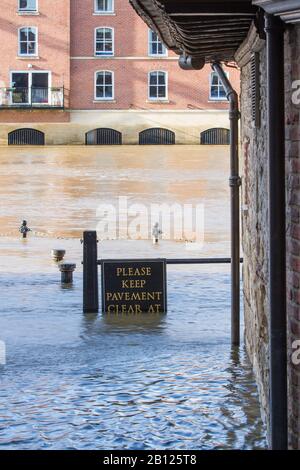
70,0,239,110
0,0,70,122
0,0,240,122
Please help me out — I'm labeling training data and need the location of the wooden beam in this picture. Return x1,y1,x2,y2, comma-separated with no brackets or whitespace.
163,1,257,15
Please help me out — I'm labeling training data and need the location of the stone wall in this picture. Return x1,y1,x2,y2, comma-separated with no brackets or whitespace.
0,110,230,145
237,22,300,448
237,33,270,428
285,24,300,450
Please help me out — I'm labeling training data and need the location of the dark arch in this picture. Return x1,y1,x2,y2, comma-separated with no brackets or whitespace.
85,128,122,145
8,128,45,146
139,128,175,145
200,128,230,145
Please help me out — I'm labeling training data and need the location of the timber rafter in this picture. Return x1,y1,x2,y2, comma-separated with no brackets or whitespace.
130,0,259,61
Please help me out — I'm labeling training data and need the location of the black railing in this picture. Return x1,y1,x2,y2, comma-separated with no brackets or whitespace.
0,87,64,108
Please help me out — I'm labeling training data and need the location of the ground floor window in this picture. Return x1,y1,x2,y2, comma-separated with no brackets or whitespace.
10,71,50,105
86,128,122,145
200,128,230,145
139,128,175,145
8,128,45,145
95,71,114,100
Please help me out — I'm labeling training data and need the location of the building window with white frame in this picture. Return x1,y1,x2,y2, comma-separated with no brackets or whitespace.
94,0,114,14
18,0,37,12
148,71,168,100
18,27,38,56
95,71,114,100
95,28,114,56
10,71,50,105
209,72,227,100
148,30,167,56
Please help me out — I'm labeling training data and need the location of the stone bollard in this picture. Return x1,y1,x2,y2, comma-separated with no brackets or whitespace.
51,249,66,262
59,262,76,284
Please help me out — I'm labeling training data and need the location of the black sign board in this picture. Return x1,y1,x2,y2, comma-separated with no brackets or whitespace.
101,259,167,314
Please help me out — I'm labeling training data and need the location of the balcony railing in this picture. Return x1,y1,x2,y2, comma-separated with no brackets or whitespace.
0,87,64,109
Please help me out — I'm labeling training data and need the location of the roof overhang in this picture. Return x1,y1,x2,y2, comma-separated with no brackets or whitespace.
253,0,300,23
129,1,259,62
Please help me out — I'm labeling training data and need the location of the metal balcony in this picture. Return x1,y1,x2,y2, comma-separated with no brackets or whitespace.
0,87,64,109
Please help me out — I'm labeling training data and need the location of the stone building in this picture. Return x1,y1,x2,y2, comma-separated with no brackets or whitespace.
0,0,239,145
130,0,300,450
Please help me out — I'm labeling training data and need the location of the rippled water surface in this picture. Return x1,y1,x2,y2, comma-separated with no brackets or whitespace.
0,146,267,449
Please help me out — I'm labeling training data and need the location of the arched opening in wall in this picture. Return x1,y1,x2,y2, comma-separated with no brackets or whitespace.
8,128,45,146
200,128,230,145
85,128,122,145
139,128,175,145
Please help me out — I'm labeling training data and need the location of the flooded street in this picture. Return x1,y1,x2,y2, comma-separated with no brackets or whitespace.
0,146,267,449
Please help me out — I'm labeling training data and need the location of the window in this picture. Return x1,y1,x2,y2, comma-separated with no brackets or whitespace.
209,72,227,100
148,30,167,56
95,28,114,56
10,71,50,105
95,0,114,14
18,27,38,56
148,71,168,100
18,0,37,12
95,71,114,100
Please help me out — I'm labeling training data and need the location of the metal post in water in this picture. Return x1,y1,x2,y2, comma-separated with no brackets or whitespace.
83,231,99,313
59,262,76,284
51,249,66,262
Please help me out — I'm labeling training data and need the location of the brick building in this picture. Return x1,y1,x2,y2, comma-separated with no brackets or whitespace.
0,0,239,144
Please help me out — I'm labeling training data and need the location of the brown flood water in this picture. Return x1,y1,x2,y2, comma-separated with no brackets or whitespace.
0,145,230,241
0,145,267,450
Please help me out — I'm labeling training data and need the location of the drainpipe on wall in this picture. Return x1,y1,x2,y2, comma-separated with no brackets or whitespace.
179,56,241,346
211,62,241,347
265,13,288,450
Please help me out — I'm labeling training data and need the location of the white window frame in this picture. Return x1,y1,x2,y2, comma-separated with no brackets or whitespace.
94,27,114,57
148,70,168,101
9,70,52,105
94,70,114,101
148,29,167,57
18,26,38,56
18,0,38,13
209,71,229,101
94,0,114,14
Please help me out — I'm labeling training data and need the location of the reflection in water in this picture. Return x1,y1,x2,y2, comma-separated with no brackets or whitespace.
0,146,266,449
102,312,166,330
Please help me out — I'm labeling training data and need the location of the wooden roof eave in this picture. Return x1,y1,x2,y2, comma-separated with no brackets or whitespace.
129,0,181,53
129,0,258,62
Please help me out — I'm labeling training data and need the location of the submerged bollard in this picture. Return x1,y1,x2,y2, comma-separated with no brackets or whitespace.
19,220,31,239
152,222,162,245
59,262,76,284
51,249,66,262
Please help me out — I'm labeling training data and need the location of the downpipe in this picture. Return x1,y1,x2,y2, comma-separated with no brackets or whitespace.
178,54,241,346
265,14,288,450
212,62,241,346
